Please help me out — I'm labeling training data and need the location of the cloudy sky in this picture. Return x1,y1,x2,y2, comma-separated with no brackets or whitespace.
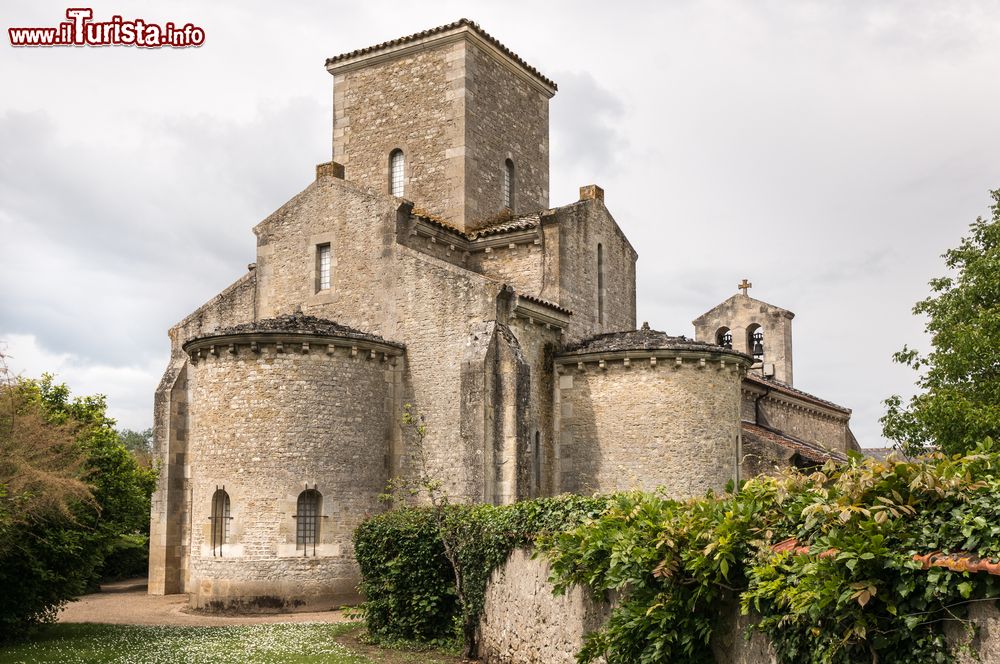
2,1,999,446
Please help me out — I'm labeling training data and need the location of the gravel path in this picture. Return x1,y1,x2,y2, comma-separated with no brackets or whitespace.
58,578,353,626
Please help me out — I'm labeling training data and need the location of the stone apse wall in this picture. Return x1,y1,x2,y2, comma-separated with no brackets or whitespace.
479,548,1000,664
554,343,749,498
183,329,403,611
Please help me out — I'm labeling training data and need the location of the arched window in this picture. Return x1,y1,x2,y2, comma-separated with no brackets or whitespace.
597,243,605,324
747,324,764,361
389,149,405,196
716,327,732,349
295,489,322,557
503,159,515,210
210,488,231,557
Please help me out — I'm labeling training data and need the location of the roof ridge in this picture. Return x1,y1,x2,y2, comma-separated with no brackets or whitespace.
325,18,557,92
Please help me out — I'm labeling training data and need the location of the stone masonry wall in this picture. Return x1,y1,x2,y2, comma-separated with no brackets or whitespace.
470,237,546,296
254,176,400,334
149,271,257,595
185,342,397,610
755,395,850,453
465,41,549,225
480,548,1000,664
332,42,466,226
555,357,742,498
552,199,637,343
508,317,561,499
254,174,506,502
390,247,499,502
479,548,612,664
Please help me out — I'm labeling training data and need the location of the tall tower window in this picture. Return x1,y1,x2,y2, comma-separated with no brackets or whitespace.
503,159,515,210
597,243,605,324
316,243,331,291
295,489,322,557
209,488,231,557
389,149,405,196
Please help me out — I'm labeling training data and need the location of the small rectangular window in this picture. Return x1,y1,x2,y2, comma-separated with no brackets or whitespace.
317,243,331,291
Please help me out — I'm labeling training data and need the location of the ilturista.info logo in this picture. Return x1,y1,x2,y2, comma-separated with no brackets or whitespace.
8,8,205,48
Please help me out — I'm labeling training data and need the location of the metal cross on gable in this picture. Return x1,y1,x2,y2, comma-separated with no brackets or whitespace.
738,279,752,296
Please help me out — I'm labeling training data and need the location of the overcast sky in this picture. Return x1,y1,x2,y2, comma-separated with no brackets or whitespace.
2,1,999,447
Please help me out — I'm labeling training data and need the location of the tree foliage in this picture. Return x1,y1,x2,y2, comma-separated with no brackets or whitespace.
0,361,92,540
358,445,1000,663
541,446,1000,664
0,363,157,639
882,189,1000,456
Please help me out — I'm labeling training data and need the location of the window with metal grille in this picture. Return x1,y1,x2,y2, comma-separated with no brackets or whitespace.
389,149,405,196
503,159,515,209
210,488,231,557
317,244,331,291
295,489,321,556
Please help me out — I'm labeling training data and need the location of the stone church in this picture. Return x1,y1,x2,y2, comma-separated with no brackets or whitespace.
148,19,860,611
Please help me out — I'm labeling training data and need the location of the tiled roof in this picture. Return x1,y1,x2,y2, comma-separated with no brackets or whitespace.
742,421,847,465
325,19,557,92
467,214,540,239
745,374,851,414
517,292,572,316
410,208,468,238
561,324,753,360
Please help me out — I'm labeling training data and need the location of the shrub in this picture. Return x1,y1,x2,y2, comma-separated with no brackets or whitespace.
354,494,610,645
543,444,1000,663
359,444,1000,663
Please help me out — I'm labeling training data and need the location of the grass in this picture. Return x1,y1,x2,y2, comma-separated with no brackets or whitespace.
0,622,374,664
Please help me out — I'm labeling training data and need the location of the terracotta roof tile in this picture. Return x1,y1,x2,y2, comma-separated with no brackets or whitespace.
517,293,572,316
325,19,557,92
466,214,540,239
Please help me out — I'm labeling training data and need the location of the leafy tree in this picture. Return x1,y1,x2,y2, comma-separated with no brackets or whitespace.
0,364,156,638
0,356,92,540
118,427,153,458
882,189,1000,456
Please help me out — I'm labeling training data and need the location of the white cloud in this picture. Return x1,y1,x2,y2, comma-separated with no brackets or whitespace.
1,334,162,431
3,0,999,447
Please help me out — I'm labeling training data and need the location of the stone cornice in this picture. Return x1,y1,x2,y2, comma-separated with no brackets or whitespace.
555,348,751,372
184,331,404,363
744,382,850,422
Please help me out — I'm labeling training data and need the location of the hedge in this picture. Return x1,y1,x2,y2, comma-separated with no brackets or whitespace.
353,494,610,645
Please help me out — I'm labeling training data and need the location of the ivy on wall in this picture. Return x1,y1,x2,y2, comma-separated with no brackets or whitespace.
354,494,610,645
355,443,1000,663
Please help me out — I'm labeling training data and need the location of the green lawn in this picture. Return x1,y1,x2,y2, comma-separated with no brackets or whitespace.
0,623,375,664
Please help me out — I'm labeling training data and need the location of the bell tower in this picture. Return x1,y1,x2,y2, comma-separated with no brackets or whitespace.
692,280,795,385
325,19,556,231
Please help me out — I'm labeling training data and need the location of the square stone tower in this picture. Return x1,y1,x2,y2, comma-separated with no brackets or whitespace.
326,19,556,231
